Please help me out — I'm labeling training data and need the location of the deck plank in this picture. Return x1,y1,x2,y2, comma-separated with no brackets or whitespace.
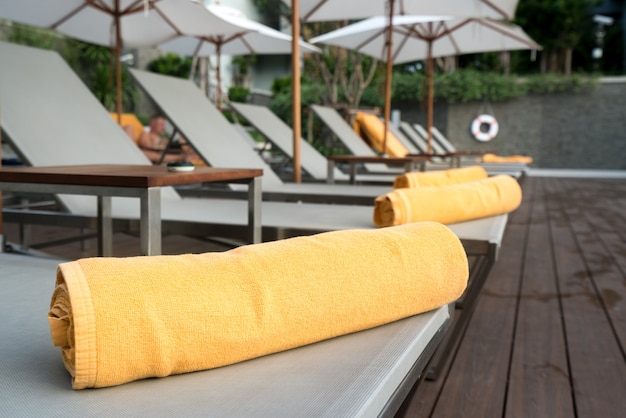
505,177,575,417
544,177,626,416
429,223,526,418
556,178,626,347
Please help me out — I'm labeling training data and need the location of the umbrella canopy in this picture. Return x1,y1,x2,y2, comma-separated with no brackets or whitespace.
283,0,518,181
0,0,245,120
158,4,320,111
288,0,518,22
311,15,540,153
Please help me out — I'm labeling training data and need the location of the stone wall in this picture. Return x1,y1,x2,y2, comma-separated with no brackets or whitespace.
396,77,626,170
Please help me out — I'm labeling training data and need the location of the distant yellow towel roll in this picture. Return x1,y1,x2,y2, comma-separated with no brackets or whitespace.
374,175,522,227
481,153,533,164
394,166,488,189
109,112,144,144
353,112,408,157
48,223,468,389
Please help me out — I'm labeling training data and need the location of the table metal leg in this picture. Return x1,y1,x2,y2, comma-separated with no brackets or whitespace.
327,160,335,184
97,196,113,257
349,163,357,184
140,187,161,256
248,177,262,244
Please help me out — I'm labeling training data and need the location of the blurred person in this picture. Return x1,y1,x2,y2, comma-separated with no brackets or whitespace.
137,114,198,164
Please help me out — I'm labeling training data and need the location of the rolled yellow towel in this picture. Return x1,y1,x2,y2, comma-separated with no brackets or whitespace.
48,222,468,389
374,174,522,227
109,112,144,144
393,166,488,189
353,112,408,157
481,153,533,164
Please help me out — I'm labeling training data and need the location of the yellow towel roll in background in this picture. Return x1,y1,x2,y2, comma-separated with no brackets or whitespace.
481,153,533,164
353,112,408,157
109,112,144,144
49,222,468,389
393,166,488,189
374,174,522,227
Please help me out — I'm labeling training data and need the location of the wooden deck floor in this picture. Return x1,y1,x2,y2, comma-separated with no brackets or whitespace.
399,176,626,417
2,175,625,417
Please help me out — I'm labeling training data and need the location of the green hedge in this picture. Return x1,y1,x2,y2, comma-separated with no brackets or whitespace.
391,69,597,103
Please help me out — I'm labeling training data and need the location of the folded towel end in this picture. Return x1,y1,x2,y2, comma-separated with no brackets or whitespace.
49,316,69,347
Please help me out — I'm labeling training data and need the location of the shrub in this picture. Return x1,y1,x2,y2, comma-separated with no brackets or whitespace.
228,86,250,103
390,68,596,104
147,53,192,78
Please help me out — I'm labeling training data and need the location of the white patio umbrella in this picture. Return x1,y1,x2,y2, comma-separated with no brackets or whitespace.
311,15,540,153
0,0,245,121
291,0,519,22
158,4,320,111
283,0,519,181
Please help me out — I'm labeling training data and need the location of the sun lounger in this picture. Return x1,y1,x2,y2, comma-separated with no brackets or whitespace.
0,41,508,380
400,121,453,157
348,113,526,179
431,125,492,158
316,108,523,181
407,123,529,175
309,104,404,174
229,102,401,184
128,68,393,205
0,40,507,240
352,111,433,157
387,121,424,155
1,43,393,243
429,125,530,166
0,250,451,416
397,121,476,169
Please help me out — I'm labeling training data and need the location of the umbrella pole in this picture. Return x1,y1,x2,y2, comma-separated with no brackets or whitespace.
216,44,222,112
382,0,395,156
291,0,301,183
427,40,434,155
0,99,3,251
115,11,122,123
200,58,208,97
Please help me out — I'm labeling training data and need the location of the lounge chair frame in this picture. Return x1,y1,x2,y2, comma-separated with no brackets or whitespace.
229,101,400,185
128,68,394,205
405,123,528,176
309,104,404,175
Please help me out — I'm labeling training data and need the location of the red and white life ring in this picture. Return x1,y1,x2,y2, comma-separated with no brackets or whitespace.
470,114,499,142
